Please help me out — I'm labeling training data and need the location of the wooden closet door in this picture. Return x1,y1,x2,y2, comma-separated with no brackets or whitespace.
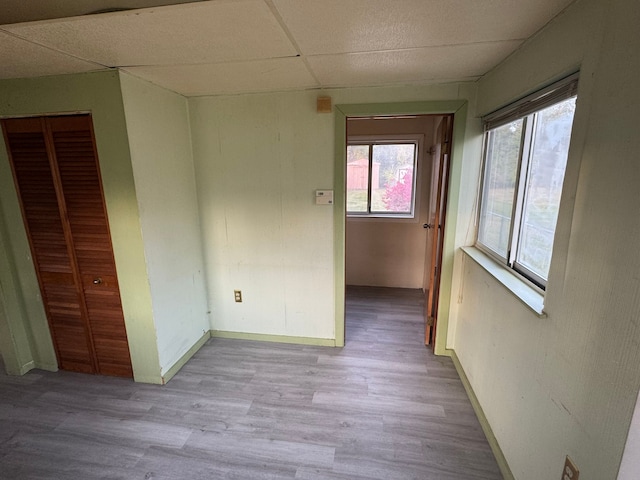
2,115,133,378
3,117,95,373
48,115,132,378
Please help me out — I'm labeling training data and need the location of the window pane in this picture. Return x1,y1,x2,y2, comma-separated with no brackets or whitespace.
516,97,576,280
346,145,370,212
370,144,416,214
478,120,523,257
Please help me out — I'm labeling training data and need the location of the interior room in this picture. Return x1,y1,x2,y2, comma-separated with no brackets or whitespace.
345,115,438,283
0,0,639,479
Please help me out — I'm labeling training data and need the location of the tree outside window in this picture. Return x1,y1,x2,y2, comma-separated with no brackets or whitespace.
347,141,418,217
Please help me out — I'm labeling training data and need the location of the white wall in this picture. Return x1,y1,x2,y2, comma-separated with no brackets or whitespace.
120,73,209,378
452,0,640,478
189,83,475,342
346,116,435,289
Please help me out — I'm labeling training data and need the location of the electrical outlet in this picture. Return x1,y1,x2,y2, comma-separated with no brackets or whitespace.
234,290,242,303
562,456,579,480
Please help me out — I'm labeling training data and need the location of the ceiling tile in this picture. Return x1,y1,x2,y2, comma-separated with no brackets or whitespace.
306,41,523,88
4,0,297,67
0,0,575,96
0,32,102,79
0,0,209,25
273,0,574,54
123,57,319,96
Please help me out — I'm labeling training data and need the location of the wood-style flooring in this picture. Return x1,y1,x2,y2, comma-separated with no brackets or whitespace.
0,286,502,479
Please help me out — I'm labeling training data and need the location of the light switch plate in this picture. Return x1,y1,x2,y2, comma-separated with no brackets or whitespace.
315,190,334,205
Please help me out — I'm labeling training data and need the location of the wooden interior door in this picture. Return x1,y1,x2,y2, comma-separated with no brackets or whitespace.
3,115,133,378
424,115,453,347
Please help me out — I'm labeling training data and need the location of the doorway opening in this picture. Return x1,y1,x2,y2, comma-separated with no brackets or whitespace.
343,113,454,349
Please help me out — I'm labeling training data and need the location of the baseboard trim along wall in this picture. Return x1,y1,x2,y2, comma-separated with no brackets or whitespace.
211,330,336,347
32,361,58,374
7,329,336,383
161,330,211,384
450,349,515,480
160,330,336,385
15,360,57,375
17,360,35,375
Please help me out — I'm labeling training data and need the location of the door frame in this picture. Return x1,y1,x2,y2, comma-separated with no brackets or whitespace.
425,114,454,347
333,100,468,354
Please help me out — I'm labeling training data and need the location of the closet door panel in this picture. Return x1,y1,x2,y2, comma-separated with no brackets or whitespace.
2,118,93,373
84,276,132,376
49,115,133,377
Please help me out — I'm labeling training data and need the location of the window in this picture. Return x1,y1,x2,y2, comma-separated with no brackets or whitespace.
346,139,418,217
477,74,578,288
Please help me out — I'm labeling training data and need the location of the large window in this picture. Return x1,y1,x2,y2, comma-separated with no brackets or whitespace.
477,74,578,288
347,140,418,217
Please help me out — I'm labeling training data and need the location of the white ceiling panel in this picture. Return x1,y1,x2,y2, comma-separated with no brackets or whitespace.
272,0,574,55
4,1,298,67
0,0,577,96
0,31,101,79
123,57,319,96
0,0,209,25
306,41,523,88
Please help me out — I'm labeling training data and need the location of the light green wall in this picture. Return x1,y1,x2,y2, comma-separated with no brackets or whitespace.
0,68,478,380
189,90,337,340
120,73,209,379
453,0,640,478
0,71,162,383
189,82,477,348
0,217,41,374
334,97,471,354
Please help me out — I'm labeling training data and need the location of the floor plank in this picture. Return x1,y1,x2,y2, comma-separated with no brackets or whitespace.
0,286,502,479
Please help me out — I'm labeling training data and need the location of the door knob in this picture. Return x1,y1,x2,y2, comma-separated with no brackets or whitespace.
423,224,433,229
93,277,103,285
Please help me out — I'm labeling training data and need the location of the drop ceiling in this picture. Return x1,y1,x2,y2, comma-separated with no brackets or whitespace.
0,0,575,97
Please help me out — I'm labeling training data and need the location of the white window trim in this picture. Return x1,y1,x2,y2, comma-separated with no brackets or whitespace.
482,72,579,131
476,73,579,291
476,114,548,292
346,134,424,222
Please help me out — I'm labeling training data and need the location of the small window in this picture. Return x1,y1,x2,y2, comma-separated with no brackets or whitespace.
346,140,418,217
477,74,578,288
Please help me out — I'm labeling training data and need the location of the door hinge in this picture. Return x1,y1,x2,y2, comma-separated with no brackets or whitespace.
427,316,435,327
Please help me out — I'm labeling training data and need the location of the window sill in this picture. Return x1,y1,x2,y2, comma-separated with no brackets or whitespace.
461,246,547,318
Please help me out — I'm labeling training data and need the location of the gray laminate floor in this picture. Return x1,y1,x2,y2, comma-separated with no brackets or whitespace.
0,286,503,479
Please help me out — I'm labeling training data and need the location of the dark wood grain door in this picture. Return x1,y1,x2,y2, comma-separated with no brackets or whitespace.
2,115,133,378
424,115,452,348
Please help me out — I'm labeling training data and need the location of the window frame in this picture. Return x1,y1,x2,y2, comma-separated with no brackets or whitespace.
346,134,423,219
476,73,579,290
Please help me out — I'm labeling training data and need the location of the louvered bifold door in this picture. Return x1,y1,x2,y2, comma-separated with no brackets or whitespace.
2,115,133,378
47,116,132,377
3,117,95,373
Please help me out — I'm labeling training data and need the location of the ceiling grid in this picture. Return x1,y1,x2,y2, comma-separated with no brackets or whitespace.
0,0,575,96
